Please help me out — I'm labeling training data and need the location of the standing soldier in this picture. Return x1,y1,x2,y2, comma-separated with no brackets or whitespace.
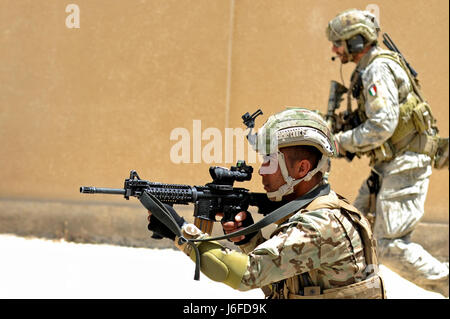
148,107,385,299
325,8,448,297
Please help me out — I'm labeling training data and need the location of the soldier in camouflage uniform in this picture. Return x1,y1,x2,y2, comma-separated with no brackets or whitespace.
326,9,449,297
147,108,385,299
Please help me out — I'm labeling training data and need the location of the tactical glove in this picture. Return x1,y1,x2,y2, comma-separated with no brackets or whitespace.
147,204,185,240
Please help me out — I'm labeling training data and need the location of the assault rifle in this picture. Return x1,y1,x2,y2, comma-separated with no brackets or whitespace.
325,80,348,132
80,160,285,236
325,80,361,161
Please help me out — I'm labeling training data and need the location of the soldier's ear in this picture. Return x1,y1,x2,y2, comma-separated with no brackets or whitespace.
294,159,312,179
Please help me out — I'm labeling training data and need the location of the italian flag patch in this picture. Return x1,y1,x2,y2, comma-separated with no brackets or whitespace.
368,84,377,97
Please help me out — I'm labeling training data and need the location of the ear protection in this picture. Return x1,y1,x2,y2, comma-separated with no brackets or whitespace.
347,34,366,54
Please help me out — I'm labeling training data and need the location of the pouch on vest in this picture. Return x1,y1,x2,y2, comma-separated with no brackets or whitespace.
355,51,447,166
369,141,394,165
412,101,436,134
408,134,440,159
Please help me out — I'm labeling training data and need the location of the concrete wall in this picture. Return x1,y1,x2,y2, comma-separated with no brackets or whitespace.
0,1,448,242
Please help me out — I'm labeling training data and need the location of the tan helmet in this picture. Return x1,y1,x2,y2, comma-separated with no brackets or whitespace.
253,107,338,157
247,107,338,201
326,8,380,44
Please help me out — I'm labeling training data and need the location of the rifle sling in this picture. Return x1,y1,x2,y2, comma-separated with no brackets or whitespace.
139,183,330,280
192,183,330,242
139,191,202,280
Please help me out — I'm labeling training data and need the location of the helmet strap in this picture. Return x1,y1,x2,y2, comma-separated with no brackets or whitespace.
266,152,330,201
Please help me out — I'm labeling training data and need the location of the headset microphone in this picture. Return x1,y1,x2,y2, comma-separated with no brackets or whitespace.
331,56,338,61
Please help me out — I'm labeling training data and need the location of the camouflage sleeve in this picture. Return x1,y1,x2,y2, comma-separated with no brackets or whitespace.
175,207,362,292
237,209,330,291
238,231,266,254
336,59,408,153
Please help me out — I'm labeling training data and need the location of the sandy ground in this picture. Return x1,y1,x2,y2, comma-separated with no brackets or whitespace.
0,234,446,299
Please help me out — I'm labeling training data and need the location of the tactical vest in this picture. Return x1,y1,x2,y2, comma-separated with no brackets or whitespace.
350,49,441,166
265,192,386,299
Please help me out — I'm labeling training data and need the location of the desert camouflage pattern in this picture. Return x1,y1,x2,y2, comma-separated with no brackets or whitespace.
336,45,449,297
255,107,337,157
354,162,449,297
335,46,415,156
237,191,371,293
176,191,379,296
326,9,380,43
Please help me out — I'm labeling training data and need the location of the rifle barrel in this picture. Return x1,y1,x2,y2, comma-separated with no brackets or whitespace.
80,186,125,195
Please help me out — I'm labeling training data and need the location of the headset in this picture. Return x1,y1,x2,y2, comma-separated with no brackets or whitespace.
331,34,367,61
346,34,366,54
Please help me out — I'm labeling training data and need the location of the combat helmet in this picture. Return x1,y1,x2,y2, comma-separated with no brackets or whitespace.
326,9,380,44
248,107,338,201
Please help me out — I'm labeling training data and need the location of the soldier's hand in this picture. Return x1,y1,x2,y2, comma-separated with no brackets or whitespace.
220,211,257,245
326,117,336,132
220,211,247,242
333,132,348,157
147,204,185,240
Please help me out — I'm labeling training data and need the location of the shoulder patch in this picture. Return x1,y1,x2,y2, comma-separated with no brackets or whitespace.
368,84,377,97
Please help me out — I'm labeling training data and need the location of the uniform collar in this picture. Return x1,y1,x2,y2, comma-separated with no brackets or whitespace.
356,45,380,72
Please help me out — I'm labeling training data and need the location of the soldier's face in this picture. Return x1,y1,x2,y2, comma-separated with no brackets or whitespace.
332,41,349,64
258,150,295,193
258,154,285,193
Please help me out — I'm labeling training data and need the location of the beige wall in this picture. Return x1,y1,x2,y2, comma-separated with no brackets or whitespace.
0,0,448,222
